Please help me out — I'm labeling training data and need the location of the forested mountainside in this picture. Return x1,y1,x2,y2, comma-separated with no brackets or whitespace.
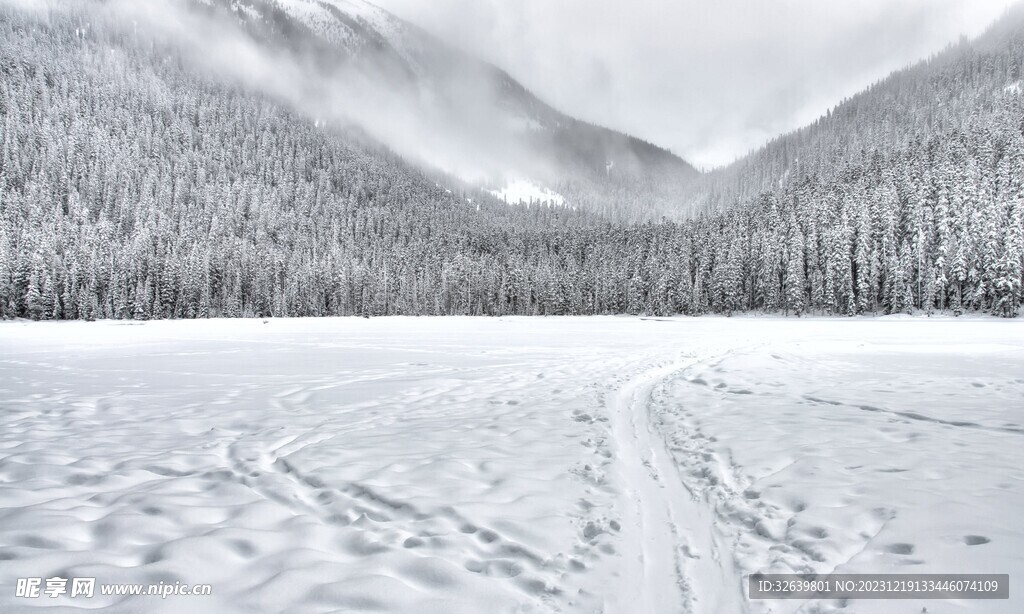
0,1,1021,320
692,4,1024,213
196,0,699,221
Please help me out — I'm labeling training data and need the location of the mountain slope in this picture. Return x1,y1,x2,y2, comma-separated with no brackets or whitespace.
689,3,1024,212
183,0,699,220
0,0,1020,321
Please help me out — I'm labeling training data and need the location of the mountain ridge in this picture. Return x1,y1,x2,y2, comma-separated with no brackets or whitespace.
0,0,1020,321
688,2,1024,212
189,0,699,219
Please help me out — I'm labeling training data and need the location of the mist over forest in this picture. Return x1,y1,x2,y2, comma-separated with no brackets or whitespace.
2,4,1024,614
0,0,1021,321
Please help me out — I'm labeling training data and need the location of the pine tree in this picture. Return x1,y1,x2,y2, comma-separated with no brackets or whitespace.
784,219,806,317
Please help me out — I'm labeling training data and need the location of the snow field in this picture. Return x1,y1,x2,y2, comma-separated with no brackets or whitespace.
488,179,566,206
0,316,1021,613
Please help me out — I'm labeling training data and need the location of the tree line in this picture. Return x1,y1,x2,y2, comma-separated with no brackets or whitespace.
0,4,1020,320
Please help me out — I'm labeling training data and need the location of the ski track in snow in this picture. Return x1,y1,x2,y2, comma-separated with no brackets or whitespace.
0,317,1022,613
606,352,748,614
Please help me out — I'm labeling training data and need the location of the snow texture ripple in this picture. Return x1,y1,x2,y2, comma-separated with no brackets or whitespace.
0,316,1021,613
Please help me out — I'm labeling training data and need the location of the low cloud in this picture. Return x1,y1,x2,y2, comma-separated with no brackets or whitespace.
376,0,1018,169
97,0,549,185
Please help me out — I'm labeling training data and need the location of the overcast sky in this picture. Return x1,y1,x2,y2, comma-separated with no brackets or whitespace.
375,0,1017,169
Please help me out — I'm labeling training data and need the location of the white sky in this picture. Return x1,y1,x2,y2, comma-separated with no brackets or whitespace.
375,0,1018,169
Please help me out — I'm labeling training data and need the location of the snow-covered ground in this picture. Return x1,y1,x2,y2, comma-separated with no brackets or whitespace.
0,317,1021,613
488,179,566,206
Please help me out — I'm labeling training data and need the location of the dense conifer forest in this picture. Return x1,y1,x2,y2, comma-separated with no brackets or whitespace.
1,3,1021,319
